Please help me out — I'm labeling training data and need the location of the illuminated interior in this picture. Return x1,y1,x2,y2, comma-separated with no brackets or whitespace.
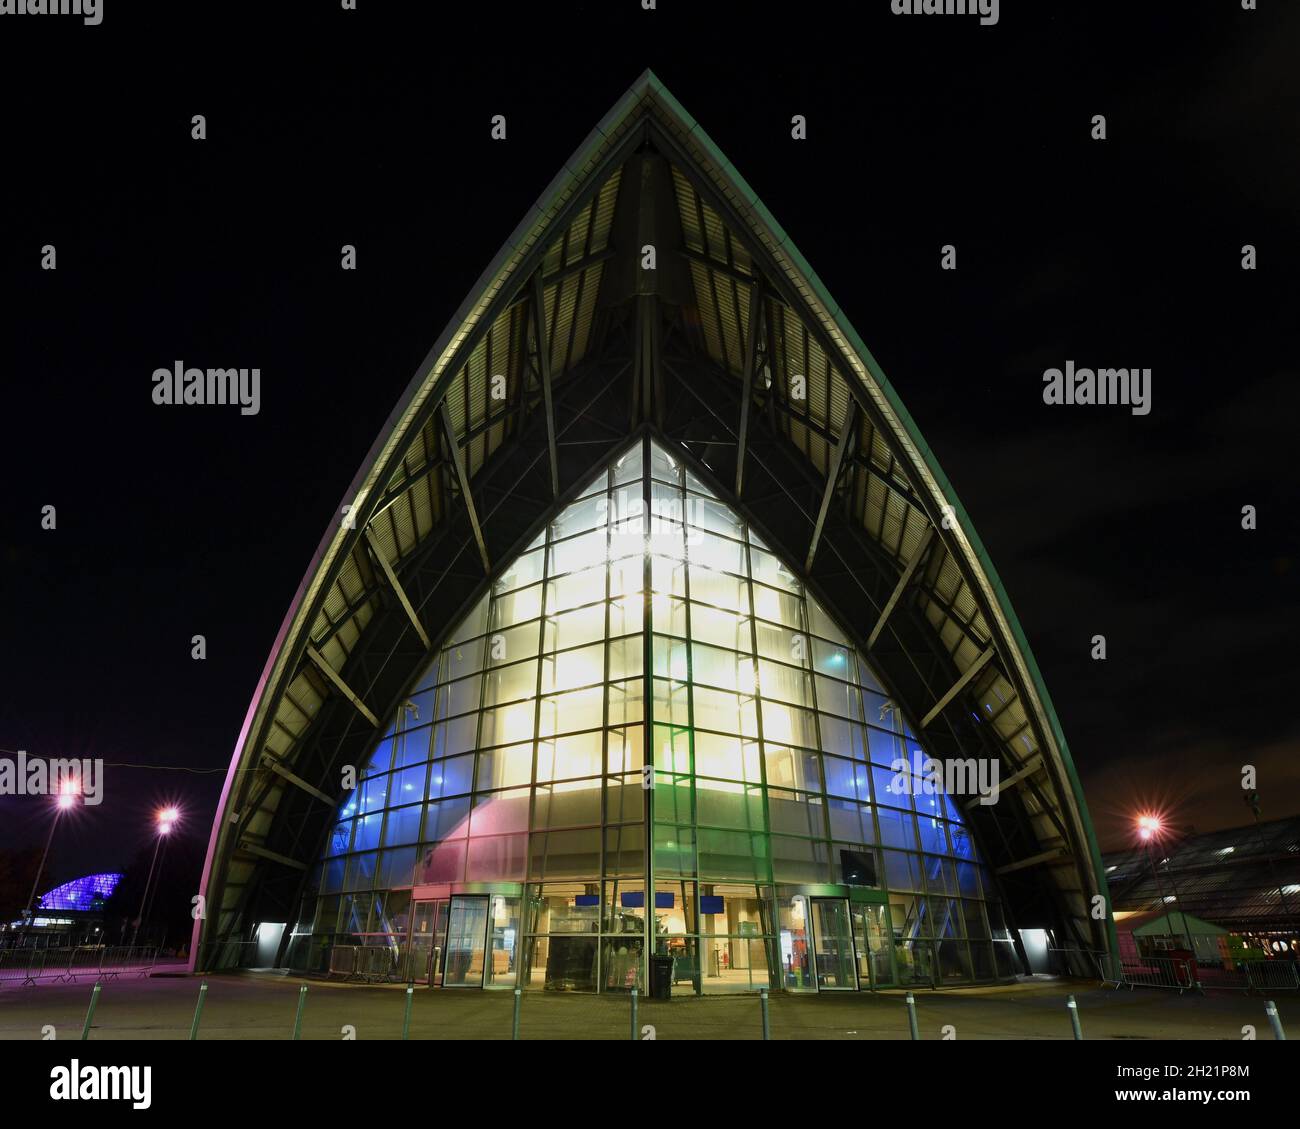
300,437,1017,990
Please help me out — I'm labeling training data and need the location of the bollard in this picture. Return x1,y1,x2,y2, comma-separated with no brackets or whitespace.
80,982,102,1041
1265,1000,1287,1041
402,985,414,1041
513,988,522,1041
1067,994,1083,1040
905,991,920,1041
629,987,638,1041
189,981,208,1041
759,987,770,1041
291,983,308,1041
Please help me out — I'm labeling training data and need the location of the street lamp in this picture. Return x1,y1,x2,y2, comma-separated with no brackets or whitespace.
1136,812,1197,961
21,779,81,944
130,807,180,949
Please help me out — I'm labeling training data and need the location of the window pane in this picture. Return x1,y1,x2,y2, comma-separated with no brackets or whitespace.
877,806,918,850
689,568,749,614
471,788,532,836
382,803,423,847
771,836,829,883
542,643,604,693
696,780,765,831
768,789,825,838
752,585,803,629
689,603,752,652
544,604,607,652
480,701,536,747
533,780,602,829
467,834,528,881
483,659,538,707
537,731,603,782
495,547,545,592
424,797,471,841
763,746,819,792
476,743,533,790
427,755,474,799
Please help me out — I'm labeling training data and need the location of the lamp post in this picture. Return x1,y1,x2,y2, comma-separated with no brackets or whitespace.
1244,790,1295,924
130,808,178,948
1138,814,1197,959
21,781,80,944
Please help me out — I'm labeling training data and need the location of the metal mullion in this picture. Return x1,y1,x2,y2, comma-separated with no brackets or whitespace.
676,469,701,958
641,434,656,992
598,467,613,982
795,576,835,870
741,522,779,986
525,516,552,927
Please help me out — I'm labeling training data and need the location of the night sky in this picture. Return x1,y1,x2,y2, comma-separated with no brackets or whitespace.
1,2,1296,895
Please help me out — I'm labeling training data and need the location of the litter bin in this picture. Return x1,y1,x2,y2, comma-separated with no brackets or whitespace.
650,954,673,1000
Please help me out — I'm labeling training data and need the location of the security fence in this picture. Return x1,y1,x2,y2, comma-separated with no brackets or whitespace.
1092,951,1300,994
0,945,159,987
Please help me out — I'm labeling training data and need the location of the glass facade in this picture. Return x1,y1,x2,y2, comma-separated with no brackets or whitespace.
298,437,1012,990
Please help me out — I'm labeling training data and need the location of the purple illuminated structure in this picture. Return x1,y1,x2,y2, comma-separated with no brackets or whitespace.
37,872,123,912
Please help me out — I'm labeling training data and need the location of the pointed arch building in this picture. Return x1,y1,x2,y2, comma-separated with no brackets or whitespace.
194,72,1112,992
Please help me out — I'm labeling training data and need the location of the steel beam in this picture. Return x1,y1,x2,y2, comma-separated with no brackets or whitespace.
364,528,432,650
305,643,379,728
263,756,337,806
867,526,936,650
532,272,561,496
439,400,492,573
735,281,762,497
920,645,996,729
237,841,308,871
805,402,856,573
961,754,1044,812
995,847,1070,877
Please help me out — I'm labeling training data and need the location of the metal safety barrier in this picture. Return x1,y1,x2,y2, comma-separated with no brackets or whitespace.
0,948,46,987
1096,951,1299,995
327,945,358,980
1118,955,1200,993
0,946,159,987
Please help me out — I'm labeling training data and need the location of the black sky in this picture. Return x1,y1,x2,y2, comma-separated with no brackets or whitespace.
1,1,1297,890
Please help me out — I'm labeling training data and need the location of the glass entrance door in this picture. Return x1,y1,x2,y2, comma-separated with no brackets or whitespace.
850,903,892,989
444,895,490,988
810,898,858,990
408,899,449,984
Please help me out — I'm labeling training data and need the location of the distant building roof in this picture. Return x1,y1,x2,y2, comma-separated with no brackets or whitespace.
37,872,123,912
1114,909,1229,936
1103,816,1300,931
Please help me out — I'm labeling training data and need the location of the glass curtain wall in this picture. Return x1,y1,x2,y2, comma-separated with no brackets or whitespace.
299,436,1012,989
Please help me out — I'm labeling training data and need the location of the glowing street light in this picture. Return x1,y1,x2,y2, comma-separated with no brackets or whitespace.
130,806,182,949
22,779,81,941
1134,810,1197,964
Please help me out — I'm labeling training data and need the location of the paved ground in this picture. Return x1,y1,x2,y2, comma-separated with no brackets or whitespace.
0,971,1291,1040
